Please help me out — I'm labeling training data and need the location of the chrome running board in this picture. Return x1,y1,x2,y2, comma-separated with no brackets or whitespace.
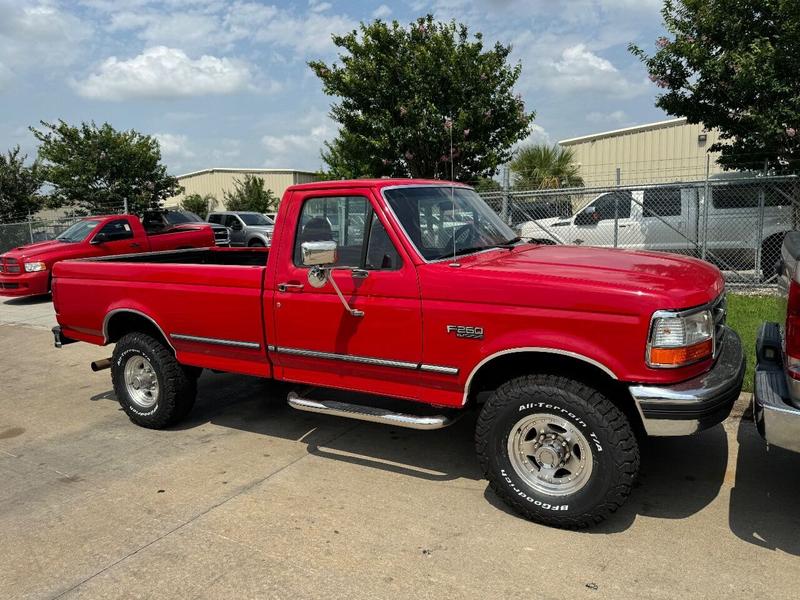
287,391,459,430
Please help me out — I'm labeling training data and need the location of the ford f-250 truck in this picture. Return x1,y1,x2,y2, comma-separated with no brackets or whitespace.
0,214,215,297
51,179,745,529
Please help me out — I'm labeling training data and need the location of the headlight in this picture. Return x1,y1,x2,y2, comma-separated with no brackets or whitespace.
647,308,713,368
24,261,48,273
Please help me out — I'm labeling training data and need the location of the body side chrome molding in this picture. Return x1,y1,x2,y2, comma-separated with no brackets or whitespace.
462,347,619,406
170,333,261,350
102,308,175,352
273,345,458,375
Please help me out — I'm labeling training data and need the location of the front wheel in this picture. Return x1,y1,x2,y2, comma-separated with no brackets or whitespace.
111,332,197,429
248,239,266,247
475,374,639,529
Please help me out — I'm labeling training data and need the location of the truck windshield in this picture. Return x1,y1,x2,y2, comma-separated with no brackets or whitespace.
384,186,517,261
240,213,272,226
56,220,102,243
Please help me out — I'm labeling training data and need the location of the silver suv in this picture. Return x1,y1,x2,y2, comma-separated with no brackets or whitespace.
208,211,275,247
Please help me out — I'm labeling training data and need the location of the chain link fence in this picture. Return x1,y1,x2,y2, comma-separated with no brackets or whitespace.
0,204,127,254
479,173,800,290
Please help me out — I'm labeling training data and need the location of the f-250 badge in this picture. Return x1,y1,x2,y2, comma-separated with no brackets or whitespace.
446,325,484,340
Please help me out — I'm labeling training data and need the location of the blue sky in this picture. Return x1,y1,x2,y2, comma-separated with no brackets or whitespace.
1,0,671,176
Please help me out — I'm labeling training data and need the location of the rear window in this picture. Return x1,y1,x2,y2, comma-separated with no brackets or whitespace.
712,182,792,209
208,214,223,224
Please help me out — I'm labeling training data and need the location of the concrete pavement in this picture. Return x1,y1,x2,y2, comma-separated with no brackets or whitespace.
1,315,799,599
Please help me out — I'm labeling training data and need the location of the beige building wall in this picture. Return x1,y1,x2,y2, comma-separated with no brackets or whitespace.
559,118,723,186
166,168,319,209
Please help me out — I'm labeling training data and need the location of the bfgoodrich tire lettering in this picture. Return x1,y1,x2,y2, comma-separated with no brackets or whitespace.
475,374,639,529
111,332,197,429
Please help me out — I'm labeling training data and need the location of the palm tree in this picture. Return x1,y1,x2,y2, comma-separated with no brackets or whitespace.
510,144,584,189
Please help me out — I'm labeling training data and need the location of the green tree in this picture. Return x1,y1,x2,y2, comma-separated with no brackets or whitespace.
309,14,534,181
222,175,279,213
473,177,502,193
180,193,217,219
630,0,800,172
31,120,183,215
0,146,43,223
510,144,584,189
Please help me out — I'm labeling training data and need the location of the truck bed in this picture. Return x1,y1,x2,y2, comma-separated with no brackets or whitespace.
53,247,273,377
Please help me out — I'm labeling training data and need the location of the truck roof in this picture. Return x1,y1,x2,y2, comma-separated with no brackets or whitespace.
286,178,471,193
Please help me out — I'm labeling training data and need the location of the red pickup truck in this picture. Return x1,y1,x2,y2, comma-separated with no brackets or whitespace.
0,214,215,297
51,179,745,528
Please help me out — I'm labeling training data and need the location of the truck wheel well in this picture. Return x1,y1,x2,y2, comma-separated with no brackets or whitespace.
105,311,172,351
467,351,644,436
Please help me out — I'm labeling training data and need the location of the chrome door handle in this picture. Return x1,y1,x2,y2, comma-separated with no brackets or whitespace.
352,268,369,279
277,283,304,292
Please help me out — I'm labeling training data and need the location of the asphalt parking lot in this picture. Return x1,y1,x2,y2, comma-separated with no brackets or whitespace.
1,297,799,599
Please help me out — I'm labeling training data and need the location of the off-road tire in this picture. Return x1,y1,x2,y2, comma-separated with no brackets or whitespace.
111,332,197,429
475,374,639,529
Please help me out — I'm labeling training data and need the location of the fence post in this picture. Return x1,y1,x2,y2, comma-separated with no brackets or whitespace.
701,154,710,261
613,167,621,248
123,199,129,214
27,211,34,244
754,158,769,282
501,165,510,224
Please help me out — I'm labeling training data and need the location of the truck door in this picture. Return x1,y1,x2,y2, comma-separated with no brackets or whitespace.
638,186,697,254
270,188,423,398
571,191,633,247
88,218,143,254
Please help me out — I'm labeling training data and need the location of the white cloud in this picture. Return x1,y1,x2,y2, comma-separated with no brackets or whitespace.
372,4,392,19
309,0,332,13
154,133,195,160
73,46,255,100
539,44,647,98
261,121,335,169
0,1,92,83
513,124,551,151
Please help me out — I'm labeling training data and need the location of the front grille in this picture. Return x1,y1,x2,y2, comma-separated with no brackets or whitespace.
712,293,727,356
2,258,20,274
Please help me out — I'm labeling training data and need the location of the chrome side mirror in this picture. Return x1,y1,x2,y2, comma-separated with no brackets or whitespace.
301,240,337,267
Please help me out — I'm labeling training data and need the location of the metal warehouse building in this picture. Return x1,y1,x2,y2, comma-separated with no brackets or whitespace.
166,168,319,208
559,117,723,186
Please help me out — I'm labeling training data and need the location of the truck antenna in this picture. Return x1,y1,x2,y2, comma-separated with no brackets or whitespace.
447,115,458,267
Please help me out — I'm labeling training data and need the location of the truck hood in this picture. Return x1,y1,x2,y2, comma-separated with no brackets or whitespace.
460,244,724,310
1,239,80,262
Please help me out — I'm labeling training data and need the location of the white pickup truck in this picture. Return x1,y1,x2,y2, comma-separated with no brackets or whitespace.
518,174,796,279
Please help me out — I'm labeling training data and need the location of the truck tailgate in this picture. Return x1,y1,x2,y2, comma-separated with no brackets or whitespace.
53,258,271,377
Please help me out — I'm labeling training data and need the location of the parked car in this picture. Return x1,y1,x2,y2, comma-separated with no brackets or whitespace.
517,174,796,278
52,179,744,529
753,231,800,452
0,214,215,298
144,210,230,246
207,211,274,246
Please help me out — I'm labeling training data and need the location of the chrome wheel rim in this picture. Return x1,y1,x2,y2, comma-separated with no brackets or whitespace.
123,355,159,409
507,413,593,496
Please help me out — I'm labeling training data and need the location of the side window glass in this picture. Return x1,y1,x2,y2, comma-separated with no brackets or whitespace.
295,196,368,267
224,215,239,228
366,213,402,270
99,219,133,241
594,192,632,221
643,188,682,217
208,214,221,224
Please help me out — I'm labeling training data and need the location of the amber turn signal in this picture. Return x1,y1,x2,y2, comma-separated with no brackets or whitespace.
649,338,713,367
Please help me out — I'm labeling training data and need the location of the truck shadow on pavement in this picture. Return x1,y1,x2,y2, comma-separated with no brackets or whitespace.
728,416,800,556
2,295,51,306
94,372,798,540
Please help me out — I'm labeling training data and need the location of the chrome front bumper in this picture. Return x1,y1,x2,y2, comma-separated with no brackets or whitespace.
753,322,800,453
629,326,745,436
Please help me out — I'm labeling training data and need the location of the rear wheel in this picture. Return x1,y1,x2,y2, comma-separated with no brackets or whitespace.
475,373,639,529
111,332,197,429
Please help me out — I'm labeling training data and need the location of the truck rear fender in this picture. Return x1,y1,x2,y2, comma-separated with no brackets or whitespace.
103,308,174,352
